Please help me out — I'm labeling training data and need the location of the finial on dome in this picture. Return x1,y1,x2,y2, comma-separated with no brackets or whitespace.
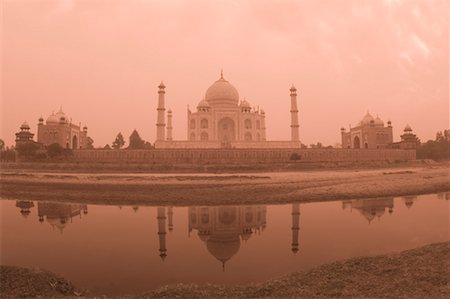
220,69,224,79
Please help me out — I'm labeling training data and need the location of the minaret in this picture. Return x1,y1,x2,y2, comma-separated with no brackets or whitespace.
290,85,299,142
167,109,173,141
157,207,167,260
291,203,300,254
261,110,267,141
167,206,174,232
156,82,166,141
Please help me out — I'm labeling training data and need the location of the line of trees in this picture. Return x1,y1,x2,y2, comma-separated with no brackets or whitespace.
109,130,153,149
417,130,450,160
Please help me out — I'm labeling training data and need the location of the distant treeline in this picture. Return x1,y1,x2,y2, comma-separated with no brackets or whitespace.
1,130,449,162
416,130,450,160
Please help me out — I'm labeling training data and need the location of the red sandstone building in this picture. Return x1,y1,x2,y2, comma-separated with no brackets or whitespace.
36,108,88,149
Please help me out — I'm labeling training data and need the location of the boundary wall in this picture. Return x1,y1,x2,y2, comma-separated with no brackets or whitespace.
73,148,416,164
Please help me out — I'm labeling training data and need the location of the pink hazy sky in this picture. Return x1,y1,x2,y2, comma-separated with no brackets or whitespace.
1,0,448,147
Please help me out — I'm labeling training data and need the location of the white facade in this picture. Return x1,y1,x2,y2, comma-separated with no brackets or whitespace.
154,72,301,149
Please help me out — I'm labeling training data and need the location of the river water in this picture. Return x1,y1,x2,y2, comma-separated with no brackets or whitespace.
1,193,448,295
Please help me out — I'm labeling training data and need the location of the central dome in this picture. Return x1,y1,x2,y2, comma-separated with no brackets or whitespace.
205,75,239,107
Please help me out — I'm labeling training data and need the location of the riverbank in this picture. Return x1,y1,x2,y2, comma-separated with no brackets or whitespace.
139,241,450,298
1,242,448,298
1,162,449,206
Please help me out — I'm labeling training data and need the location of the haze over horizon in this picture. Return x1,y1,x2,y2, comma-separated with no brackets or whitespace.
1,0,448,148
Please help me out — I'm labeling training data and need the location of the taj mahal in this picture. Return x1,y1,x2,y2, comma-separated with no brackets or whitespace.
154,71,301,149
14,71,418,164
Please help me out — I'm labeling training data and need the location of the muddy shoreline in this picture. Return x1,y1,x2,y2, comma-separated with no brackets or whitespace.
1,163,449,206
1,242,448,298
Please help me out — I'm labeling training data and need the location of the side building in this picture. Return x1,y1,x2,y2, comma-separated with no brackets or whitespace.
37,108,89,149
341,112,393,149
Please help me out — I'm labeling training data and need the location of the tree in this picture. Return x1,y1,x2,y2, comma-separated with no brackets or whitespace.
290,153,301,161
144,141,154,149
128,129,145,149
16,142,40,157
47,143,64,158
0,139,5,151
112,133,125,149
86,137,94,149
417,130,450,160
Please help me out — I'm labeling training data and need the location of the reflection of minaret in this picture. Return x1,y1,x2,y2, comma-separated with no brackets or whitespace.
157,207,167,260
167,207,174,232
291,203,300,254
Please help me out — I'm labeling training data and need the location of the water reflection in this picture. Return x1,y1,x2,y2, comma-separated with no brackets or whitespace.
342,198,394,222
437,192,450,200
3,193,448,295
187,205,267,269
15,200,34,217
15,201,88,233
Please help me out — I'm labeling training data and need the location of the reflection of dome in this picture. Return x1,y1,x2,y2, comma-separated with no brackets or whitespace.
359,210,376,222
205,74,239,107
241,229,252,241
206,235,240,264
198,230,210,242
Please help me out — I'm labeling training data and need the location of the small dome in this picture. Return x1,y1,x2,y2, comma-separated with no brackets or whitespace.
20,121,30,130
197,99,210,108
404,124,412,132
38,116,44,122
360,112,375,125
83,125,88,131
46,113,59,124
260,109,265,115
205,74,239,107
55,107,66,119
240,99,251,108
374,116,384,126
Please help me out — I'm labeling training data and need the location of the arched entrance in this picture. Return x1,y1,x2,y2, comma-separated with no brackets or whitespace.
72,135,78,150
218,117,235,145
353,136,360,149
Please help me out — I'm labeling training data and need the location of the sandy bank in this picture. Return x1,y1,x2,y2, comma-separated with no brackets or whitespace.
138,242,449,298
1,242,448,298
1,164,448,206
